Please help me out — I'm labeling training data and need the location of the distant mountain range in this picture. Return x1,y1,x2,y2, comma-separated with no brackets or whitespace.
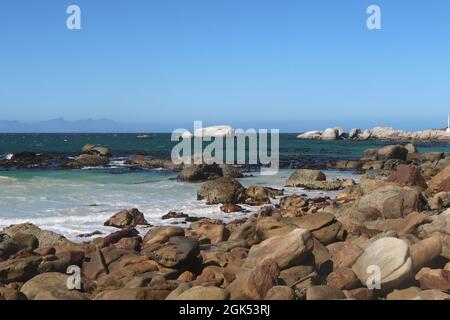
0,118,124,133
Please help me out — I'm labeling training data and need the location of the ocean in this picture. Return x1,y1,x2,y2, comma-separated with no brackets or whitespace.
1,133,450,241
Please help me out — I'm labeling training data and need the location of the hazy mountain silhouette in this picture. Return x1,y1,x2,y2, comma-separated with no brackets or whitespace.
0,118,123,133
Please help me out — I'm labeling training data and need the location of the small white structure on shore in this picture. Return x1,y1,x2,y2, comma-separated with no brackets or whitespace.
447,115,450,134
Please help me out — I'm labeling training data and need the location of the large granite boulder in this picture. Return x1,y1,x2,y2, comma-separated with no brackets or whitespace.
386,165,428,189
21,272,87,300
355,185,426,219
143,236,200,268
352,237,413,291
197,177,246,204
241,228,314,271
2,223,66,248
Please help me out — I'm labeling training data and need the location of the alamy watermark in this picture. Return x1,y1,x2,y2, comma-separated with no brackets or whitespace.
66,4,81,30
367,4,382,30
171,121,279,175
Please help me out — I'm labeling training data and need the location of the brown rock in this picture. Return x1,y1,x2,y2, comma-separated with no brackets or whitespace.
227,258,280,300
429,192,450,210
143,226,185,247
386,165,427,188
410,236,442,272
0,287,27,300
177,271,195,282
95,287,170,300
376,145,408,161
0,255,43,283
306,285,346,300
241,228,314,271
220,203,243,213
429,164,450,193
255,216,296,241
143,236,200,268
356,185,426,219
345,288,374,300
387,287,422,300
104,208,149,228
416,268,450,291
326,268,361,290
197,177,246,204
397,212,432,237
189,223,228,245
20,272,87,300
264,286,295,300
177,286,230,300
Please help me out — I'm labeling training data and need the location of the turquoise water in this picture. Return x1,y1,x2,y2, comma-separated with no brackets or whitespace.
2,133,450,159
0,168,358,241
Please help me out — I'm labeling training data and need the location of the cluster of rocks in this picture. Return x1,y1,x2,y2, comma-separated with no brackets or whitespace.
327,143,450,182
298,126,450,141
3,145,450,300
0,152,67,169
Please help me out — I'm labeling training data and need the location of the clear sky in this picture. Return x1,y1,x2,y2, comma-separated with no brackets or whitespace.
1,0,450,132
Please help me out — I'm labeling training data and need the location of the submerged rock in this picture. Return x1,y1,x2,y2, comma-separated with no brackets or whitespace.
197,177,246,204
104,208,149,229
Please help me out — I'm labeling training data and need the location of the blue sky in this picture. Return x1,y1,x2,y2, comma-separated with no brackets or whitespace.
1,0,450,132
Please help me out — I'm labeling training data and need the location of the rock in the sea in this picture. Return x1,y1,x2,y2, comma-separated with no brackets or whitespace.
178,164,222,182
104,208,149,228
161,211,189,220
65,154,109,168
221,164,244,178
404,143,417,154
286,169,342,190
352,237,413,291
376,145,408,161
322,128,339,140
386,165,428,189
220,203,244,213
227,258,280,300
349,128,360,139
125,155,181,171
20,272,87,300
297,130,323,140
197,177,246,204
286,169,325,187
241,228,314,271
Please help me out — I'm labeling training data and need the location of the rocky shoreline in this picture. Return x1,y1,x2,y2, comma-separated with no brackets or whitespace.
2,142,450,300
298,126,450,141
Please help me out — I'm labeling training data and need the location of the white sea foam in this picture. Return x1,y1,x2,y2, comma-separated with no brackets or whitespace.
0,169,360,241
